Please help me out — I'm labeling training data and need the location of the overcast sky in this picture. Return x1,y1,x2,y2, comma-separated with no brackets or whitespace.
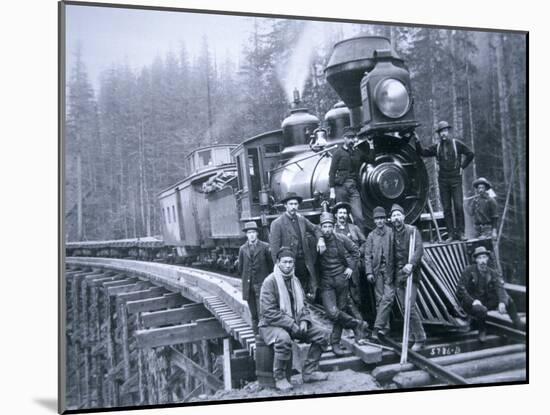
65,4,258,89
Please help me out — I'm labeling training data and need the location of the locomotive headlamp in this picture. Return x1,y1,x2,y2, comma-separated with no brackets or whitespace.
374,78,410,119
358,54,419,135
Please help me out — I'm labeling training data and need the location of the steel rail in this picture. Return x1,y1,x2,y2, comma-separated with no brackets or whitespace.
377,333,470,385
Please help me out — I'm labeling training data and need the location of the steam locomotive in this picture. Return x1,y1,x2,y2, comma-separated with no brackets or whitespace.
69,36,510,330
157,36,429,260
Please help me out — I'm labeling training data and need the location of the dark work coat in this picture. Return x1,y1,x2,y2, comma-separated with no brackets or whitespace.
457,264,508,308
258,272,312,345
269,212,322,289
238,240,273,301
393,224,423,284
466,194,499,228
415,138,474,181
328,144,374,187
365,224,394,284
334,222,367,255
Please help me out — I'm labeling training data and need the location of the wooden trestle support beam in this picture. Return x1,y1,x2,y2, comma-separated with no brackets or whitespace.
63,263,244,411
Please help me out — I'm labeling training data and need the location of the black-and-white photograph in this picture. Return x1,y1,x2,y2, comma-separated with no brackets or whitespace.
60,1,527,412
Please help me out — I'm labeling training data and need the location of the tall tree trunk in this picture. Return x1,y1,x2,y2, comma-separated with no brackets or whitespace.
76,150,83,241
466,61,477,178
427,29,442,211
494,33,513,184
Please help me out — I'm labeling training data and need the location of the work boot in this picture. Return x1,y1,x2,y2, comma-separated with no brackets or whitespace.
444,236,454,243
457,233,468,241
273,358,293,392
302,343,328,383
353,320,369,341
411,340,425,351
331,342,347,357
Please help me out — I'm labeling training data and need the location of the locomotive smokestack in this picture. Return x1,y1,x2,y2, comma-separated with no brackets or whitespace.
292,88,301,108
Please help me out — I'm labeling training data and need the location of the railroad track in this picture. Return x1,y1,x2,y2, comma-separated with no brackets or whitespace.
63,258,526,410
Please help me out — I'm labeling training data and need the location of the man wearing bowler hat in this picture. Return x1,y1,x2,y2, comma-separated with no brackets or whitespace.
466,177,499,240
457,246,525,341
390,204,426,350
365,206,395,338
270,192,326,299
415,121,474,242
238,221,273,335
333,201,367,317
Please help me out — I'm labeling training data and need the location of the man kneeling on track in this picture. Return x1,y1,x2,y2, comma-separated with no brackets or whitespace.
259,247,330,392
457,246,525,342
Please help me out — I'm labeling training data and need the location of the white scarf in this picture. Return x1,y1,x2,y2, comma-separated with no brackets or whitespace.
273,265,305,320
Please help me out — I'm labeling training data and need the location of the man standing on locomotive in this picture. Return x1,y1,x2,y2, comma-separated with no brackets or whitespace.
329,128,373,232
365,206,395,339
390,204,426,350
238,221,273,335
415,121,474,242
269,192,326,300
318,212,370,356
466,177,499,240
259,247,329,391
457,246,525,342
332,201,367,318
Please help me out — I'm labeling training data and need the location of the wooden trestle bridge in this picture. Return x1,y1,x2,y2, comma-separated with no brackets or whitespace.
63,257,526,411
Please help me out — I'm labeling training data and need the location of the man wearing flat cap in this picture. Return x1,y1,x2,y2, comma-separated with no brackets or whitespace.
389,204,426,350
259,247,329,391
333,201,367,317
365,206,395,337
415,121,474,242
328,128,374,232
238,221,273,334
466,177,499,240
457,246,525,341
270,192,326,300
318,212,369,356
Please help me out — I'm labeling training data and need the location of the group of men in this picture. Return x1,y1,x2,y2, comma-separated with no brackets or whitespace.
235,123,520,391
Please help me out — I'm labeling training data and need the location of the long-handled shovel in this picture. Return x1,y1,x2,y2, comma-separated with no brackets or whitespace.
400,230,416,365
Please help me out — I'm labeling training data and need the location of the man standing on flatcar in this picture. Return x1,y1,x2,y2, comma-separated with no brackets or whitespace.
390,204,426,350
415,121,474,242
333,201,367,318
259,247,329,391
365,206,395,339
328,128,373,232
466,177,499,240
457,246,525,341
270,192,326,300
318,212,370,356
238,221,273,335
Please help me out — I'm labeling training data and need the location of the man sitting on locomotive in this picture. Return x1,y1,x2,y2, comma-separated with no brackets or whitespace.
238,221,273,335
318,212,370,356
259,247,329,392
269,192,326,300
328,128,374,232
414,121,474,242
466,177,499,240
332,201,367,319
457,246,525,342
